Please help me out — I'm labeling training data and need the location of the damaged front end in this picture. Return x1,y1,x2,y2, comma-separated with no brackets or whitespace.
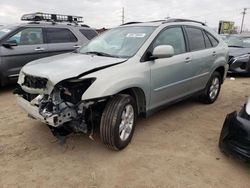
228,54,250,75
15,75,106,143
219,97,250,161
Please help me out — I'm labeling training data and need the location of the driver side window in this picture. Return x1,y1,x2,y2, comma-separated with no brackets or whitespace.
7,28,44,45
152,27,186,55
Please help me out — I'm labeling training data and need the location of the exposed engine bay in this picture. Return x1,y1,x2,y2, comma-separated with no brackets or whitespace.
15,77,107,143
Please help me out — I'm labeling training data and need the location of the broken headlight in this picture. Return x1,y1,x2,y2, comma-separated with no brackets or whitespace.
59,78,96,104
22,74,48,89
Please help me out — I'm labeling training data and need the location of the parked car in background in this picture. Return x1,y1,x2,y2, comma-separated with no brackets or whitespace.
15,19,228,150
224,34,250,75
219,97,250,162
0,12,97,86
220,34,230,41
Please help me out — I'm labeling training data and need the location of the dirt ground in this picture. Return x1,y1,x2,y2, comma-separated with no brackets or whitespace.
0,78,250,188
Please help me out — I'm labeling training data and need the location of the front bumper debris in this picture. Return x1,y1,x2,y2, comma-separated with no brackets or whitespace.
228,56,250,74
219,98,250,162
16,95,76,127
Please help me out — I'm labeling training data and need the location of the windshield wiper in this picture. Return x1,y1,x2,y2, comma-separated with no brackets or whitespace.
85,51,121,58
228,45,244,48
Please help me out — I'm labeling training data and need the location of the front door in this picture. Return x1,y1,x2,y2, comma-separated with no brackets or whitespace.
145,26,193,110
0,27,48,78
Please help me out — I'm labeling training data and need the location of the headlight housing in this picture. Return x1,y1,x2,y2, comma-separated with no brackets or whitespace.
58,78,96,104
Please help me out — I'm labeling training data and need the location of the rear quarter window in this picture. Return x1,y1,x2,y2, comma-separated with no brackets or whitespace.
205,31,219,47
79,29,98,40
46,28,77,43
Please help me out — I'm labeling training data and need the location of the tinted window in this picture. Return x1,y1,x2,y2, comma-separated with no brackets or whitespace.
79,29,97,40
203,31,213,48
186,27,206,51
206,32,219,47
46,28,77,43
152,27,186,55
8,28,43,45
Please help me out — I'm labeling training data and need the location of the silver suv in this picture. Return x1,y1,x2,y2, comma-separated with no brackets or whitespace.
0,13,97,86
15,19,229,150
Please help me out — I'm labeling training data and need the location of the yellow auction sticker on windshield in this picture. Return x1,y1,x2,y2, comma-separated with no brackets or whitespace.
126,33,146,38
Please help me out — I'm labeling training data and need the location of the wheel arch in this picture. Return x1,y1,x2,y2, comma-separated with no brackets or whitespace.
118,87,147,117
214,66,226,83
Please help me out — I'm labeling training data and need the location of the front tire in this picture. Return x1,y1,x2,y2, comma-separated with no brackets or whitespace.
200,72,222,104
100,94,137,150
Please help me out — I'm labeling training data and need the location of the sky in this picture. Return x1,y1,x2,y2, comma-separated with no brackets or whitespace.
0,0,249,30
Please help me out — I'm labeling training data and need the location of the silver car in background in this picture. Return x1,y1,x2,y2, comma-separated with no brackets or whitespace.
15,19,229,150
0,13,97,86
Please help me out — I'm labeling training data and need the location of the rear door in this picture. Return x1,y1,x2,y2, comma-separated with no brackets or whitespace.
44,27,79,56
184,26,216,92
0,27,48,78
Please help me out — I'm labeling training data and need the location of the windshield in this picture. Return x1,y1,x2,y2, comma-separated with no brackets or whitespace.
0,26,15,39
78,26,156,58
225,35,250,48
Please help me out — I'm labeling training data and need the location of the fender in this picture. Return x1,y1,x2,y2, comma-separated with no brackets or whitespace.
80,62,151,105
210,54,228,81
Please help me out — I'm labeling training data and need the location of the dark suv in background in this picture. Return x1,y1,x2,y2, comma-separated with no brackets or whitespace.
0,12,98,86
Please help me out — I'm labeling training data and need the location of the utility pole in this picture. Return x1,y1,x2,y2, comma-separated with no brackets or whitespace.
240,8,247,33
122,7,125,24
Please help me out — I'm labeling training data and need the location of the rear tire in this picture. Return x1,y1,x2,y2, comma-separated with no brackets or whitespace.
200,72,222,104
100,94,137,150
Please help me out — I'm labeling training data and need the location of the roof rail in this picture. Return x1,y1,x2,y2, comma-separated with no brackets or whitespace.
163,19,206,26
150,20,166,23
121,22,143,26
21,12,83,24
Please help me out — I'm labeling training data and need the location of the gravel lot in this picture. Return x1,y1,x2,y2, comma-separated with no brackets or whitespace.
0,78,250,188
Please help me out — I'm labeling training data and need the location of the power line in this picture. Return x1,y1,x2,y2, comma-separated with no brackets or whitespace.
122,7,125,24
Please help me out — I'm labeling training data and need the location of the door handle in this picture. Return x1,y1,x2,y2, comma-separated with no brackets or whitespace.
212,51,216,56
184,57,192,63
73,45,81,48
34,47,45,51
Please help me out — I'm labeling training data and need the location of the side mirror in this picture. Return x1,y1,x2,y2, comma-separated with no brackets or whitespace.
2,40,18,48
152,45,174,59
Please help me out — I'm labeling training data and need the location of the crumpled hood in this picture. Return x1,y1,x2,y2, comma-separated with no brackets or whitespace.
21,53,127,85
229,47,250,57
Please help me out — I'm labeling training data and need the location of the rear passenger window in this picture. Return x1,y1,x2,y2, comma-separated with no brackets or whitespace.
186,27,206,51
46,28,77,43
79,29,97,40
206,32,219,47
203,31,213,48
152,27,186,55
